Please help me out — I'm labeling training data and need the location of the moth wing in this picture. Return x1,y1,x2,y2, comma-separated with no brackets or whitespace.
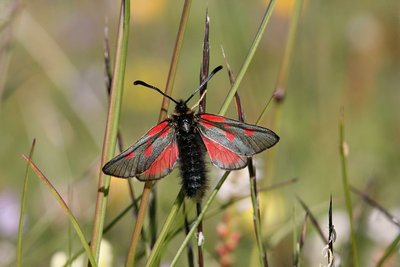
102,120,178,180
197,113,279,157
200,133,248,170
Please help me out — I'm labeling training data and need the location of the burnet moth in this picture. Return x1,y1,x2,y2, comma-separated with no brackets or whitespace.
102,65,279,199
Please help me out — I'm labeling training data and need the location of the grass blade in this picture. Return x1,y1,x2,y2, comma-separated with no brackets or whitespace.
328,195,335,266
90,0,130,262
17,139,36,267
294,212,308,267
376,234,400,267
223,47,269,266
297,197,328,244
170,171,231,266
145,190,185,267
22,155,97,267
339,109,359,267
257,0,303,123
351,186,400,228
218,0,277,116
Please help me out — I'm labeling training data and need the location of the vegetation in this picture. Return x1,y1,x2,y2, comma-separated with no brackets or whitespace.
1,0,399,266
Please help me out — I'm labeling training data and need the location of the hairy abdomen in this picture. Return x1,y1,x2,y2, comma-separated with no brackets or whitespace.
177,130,207,199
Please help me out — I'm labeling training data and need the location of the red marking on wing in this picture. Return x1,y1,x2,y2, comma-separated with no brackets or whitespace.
225,131,235,141
201,134,247,170
160,129,169,137
148,121,169,137
201,121,213,128
244,128,255,136
139,141,178,179
201,114,226,122
125,151,135,159
144,144,153,157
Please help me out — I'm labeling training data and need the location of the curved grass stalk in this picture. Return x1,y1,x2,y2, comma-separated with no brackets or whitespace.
22,155,97,267
17,139,36,267
339,110,359,267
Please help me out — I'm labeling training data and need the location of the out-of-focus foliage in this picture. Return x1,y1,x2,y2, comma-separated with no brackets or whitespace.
0,0,399,266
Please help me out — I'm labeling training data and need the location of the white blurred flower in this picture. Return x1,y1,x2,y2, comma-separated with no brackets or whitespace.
50,251,84,267
367,208,400,246
0,190,21,238
98,239,113,267
50,239,113,267
217,159,263,202
346,13,383,53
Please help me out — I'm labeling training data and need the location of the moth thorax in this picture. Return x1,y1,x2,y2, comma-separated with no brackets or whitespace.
181,118,191,133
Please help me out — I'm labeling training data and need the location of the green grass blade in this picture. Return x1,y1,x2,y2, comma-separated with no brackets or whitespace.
257,0,303,123
22,155,97,267
62,198,140,267
218,0,277,116
376,234,400,267
339,110,359,267
170,171,231,267
144,190,185,267
17,139,36,267
90,0,130,261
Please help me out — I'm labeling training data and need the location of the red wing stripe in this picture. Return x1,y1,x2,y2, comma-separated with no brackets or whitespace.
137,140,178,180
201,134,247,170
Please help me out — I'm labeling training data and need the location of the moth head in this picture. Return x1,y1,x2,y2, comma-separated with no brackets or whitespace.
174,100,191,115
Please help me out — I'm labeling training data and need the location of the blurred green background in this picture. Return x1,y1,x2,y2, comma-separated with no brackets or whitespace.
0,0,399,266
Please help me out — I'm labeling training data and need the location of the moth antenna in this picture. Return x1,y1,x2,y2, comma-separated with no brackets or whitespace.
190,90,207,111
133,80,179,105
185,65,223,104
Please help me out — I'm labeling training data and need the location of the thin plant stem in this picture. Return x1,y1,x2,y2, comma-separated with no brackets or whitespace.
223,51,268,266
297,197,328,244
125,1,192,265
63,196,141,267
90,0,130,262
164,178,298,242
248,158,268,266
293,211,308,267
170,172,231,267
199,10,210,114
218,0,277,116
196,10,210,267
351,186,400,228
328,195,335,266
22,155,97,267
17,139,36,267
145,190,185,267
339,110,359,267
257,0,303,123
196,203,204,267
183,202,195,267
376,234,400,267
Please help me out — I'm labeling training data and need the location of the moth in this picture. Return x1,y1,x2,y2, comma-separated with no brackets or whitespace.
102,66,280,199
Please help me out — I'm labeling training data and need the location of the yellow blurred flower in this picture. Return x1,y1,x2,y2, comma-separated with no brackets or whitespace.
131,0,167,23
109,177,134,210
263,0,307,18
236,191,286,233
